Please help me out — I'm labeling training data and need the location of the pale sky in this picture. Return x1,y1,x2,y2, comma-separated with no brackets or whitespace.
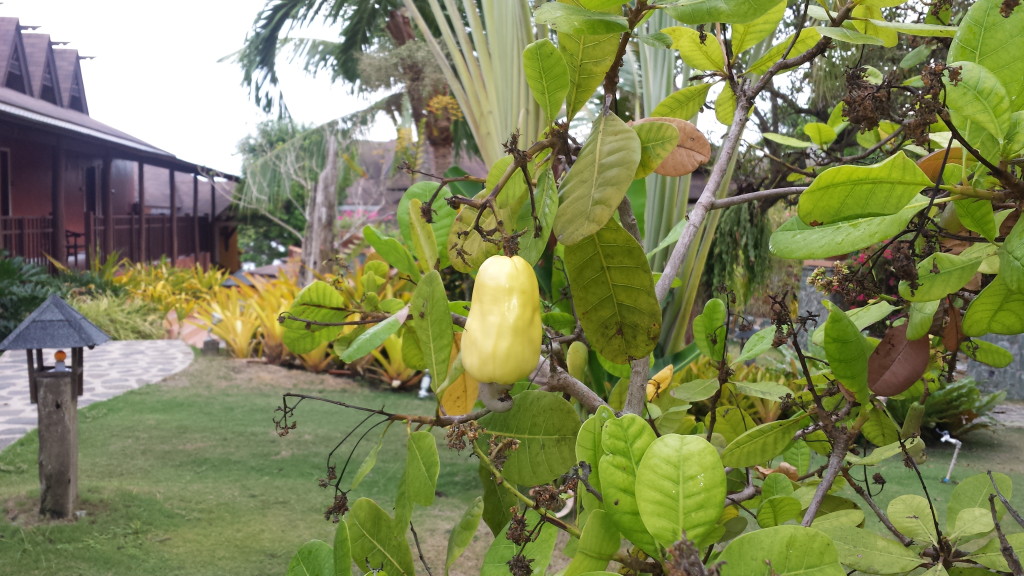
1,0,394,174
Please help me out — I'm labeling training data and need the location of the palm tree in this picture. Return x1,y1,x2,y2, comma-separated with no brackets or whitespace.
237,0,458,173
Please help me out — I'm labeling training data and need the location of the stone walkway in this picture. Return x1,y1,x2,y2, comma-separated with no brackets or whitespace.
0,340,193,451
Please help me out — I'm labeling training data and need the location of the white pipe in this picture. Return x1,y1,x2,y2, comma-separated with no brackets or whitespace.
938,429,962,483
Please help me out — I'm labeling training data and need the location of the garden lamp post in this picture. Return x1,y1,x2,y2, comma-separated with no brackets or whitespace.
0,294,109,519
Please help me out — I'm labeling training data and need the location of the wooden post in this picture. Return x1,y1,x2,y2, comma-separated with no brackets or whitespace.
51,142,66,268
209,178,217,266
138,163,147,263
169,169,177,263
35,369,78,519
192,174,200,263
101,155,113,258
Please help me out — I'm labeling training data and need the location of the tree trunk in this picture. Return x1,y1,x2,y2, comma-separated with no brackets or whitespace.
300,133,339,286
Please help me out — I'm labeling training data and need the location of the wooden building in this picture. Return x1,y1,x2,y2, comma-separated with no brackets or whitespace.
0,16,239,271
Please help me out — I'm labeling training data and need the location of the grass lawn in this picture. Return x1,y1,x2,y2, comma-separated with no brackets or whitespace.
0,355,484,576
4,353,1024,575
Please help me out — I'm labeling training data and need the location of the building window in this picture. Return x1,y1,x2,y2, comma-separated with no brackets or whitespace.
40,60,57,104
1,150,10,217
68,75,84,112
5,45,27,93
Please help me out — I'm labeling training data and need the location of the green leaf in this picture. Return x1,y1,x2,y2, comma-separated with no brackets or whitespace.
756,496,802,528
946,60,1012,148
663,26,726,71
888,494,938,545
340,307,409,363
575,406,616,493
733,326,776,365
363,225,420,280
770,196,925,260
850,6,898,47
763,132,814,148
445,497,484,576
733,381,794,402
692,298,727,360
558,30,619,121
651,83,713,120
672,378,720,402
350,432,385,490
287,540,334,576
397,182,456,270
636,434,727,547
665,0,789,25
599,414,660,557
535,2,629,35
846,437,923,466
731,0,786,55
395,431,440,526
721,414,806,468
524,39,570,124
564,510,621,576
901,43,934,69
477,391,581,486
804,122,837,146
479,462,516,536
814,25,886,45
347,498,415,576
748,28,822,75
284,323,336,356
949,0,1024,112
954,197,998,241
963,338,1014,367
799,152,931,225
816,526,924,574
949,472,1012,531
972,533,1024,572
334,522,351,576
963,275,1024,336
717,525,846,576
762,473,795,499
633,121,679,179
408,199,439,271
282,281,347,333
866,19,957,37
812,301,897,347
949,508,994,542
446,189,501,273
810,509,865,530
907,300,940,340
564,218,662,363
1005,111,1024,157
711,405,758,443
555,113,641,245
409,270,452,385
898,252,983,302
1001,216,1024,291
716,82,737,125
516,168,559,266
861,405,900,447
823,301,870,403
481,509,558,576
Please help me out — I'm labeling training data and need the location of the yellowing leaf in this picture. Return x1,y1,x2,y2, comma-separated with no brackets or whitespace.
647,364,674,401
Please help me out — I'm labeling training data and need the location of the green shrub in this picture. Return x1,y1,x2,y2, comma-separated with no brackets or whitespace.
0,253,62,342
888,377,1006,436
70,294,165,341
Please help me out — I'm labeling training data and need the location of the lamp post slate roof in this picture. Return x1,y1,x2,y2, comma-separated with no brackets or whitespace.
0,294,110,351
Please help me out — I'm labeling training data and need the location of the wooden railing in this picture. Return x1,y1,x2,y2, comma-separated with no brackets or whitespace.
0,214,213,269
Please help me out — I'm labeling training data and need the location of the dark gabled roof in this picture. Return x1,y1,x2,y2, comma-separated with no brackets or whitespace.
0,83,172,156
0,17,19,86
0,294,110,351
53,47,86,113
22,32,61,106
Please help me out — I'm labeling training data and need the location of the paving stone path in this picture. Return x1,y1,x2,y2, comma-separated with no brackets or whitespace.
0,340,193,450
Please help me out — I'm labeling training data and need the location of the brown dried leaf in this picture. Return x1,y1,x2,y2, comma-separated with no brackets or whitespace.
868,323,930,397
755,462,800,481
942,305,965,354
916,148,964,183
633,117,711,177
